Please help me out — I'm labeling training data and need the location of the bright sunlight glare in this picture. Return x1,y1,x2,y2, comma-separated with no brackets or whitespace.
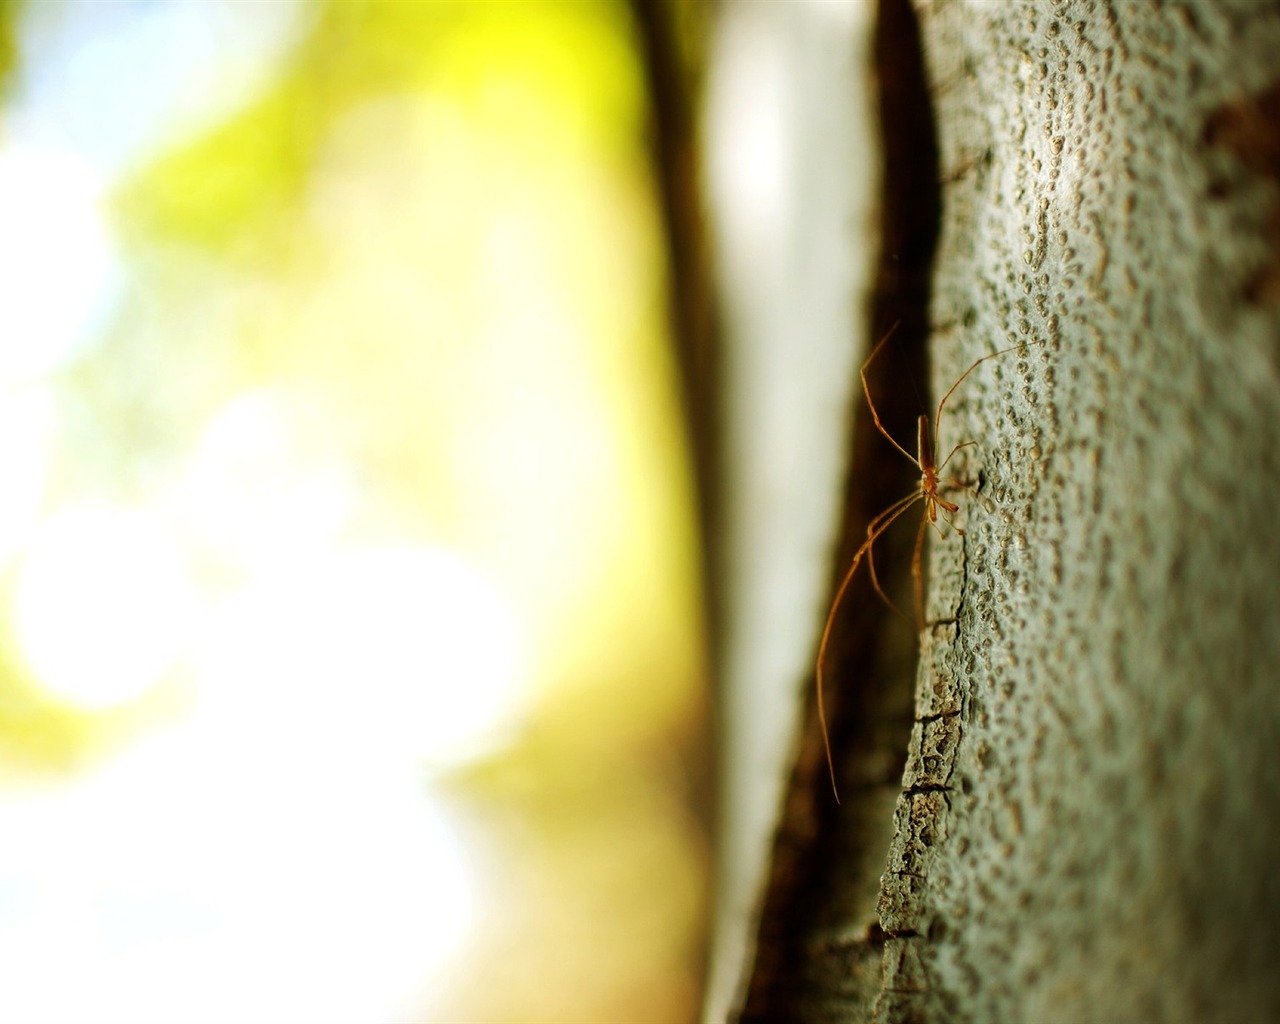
0,385,55,566
177,388,357,571
0,146,117,385
0,728,476,1024
195,546,529,769
13,505,194,708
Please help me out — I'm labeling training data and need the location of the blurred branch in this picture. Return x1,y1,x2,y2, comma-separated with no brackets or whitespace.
627,0,720,617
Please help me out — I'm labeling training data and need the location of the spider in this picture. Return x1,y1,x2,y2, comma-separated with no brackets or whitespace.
816,326,1035,798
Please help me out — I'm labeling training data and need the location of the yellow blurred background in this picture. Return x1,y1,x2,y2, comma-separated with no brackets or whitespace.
0,2,709,1021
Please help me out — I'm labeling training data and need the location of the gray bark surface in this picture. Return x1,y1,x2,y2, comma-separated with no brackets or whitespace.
735,1,1280,1021
881,1,1280,1021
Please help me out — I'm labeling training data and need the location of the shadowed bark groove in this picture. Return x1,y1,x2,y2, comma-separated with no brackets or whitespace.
737,0,941,1018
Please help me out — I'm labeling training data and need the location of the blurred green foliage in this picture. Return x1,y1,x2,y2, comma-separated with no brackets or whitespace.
4,0,709,1020
117,1,643,260
0,0,20,97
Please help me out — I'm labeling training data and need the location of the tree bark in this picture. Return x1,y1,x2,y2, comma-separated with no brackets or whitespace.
735,1,1280,1021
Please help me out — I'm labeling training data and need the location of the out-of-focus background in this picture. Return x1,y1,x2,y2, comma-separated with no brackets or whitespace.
0,2,711,1021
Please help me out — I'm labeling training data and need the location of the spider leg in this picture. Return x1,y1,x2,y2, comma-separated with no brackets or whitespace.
931,337,1043,468
937,438,978,473
816,488,923,801
862,325,922,469
912,512,929,631
867,541,912,625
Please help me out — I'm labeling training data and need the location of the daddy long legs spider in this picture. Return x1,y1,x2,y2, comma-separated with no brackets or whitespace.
816,326,1037,799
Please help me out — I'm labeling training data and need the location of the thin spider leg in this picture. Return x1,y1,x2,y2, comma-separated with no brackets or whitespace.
912,512,929,631
933,520,962,546
857,485,928,617
866,487,932,616
864,489,928,622
861,326,920,468
864,486,925,536
830,488,923,628
930,483,965,533
816,490,923,800
867,534,913,625
931,338,1038,459
935,501,964,535
915,486,977,629
937,438,978,473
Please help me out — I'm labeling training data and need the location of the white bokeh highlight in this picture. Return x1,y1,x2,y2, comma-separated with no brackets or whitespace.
0,146,118,385
13,505,195,708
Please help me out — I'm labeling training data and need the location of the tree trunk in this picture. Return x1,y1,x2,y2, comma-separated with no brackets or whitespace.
727,1,1280,1021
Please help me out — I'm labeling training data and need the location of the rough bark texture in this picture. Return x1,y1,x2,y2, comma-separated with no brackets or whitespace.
882,1,1280,1021
737,1,1280,1021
